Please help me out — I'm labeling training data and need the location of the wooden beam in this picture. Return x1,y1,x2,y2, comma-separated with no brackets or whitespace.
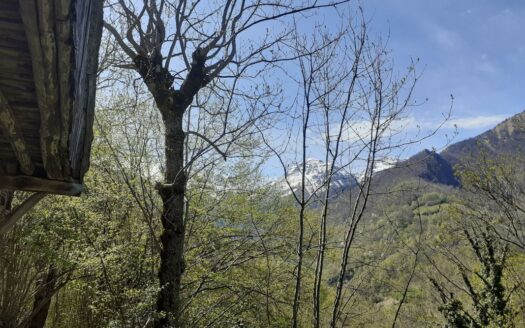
19,0,65,180
55,0,73,178
81,0,103,180
0,175,82,196
0,192,46,235
70,0,103,181
0,89,34,175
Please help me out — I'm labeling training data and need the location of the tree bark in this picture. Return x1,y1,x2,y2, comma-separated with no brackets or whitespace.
150,50,208,328
26,265,56,328
155,108,187,328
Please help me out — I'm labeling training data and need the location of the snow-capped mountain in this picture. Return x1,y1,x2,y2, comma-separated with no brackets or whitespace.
274,159,358,197
356,157,398,182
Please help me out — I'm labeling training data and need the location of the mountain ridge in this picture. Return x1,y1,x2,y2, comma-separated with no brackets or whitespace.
272,110,525,196
374,110,525,190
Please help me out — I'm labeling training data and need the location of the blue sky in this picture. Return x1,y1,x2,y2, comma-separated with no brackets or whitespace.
363,0,525,149
102,1,525,179
261,0,525,176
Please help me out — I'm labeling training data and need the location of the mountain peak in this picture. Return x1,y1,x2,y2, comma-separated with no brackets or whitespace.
492,110,525,139
276,159,357,197
442,110,525,166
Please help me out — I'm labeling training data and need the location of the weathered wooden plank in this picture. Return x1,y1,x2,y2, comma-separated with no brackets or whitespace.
0,137,39,153
55,0,72,178
2,97,39,110
0,78,34,90
69,0,89,179
0,128,40,139
0,20,25,32
0,1,20,11
0,161,18,175
0,15,23,24
19,0,64,180
0,33,27,47
0,139,40,150
0,90,37,105
0,110,40,124
0,0,102,195
2,101,39,113
0,36,29,50
0,74,35,86
0,10,21,21
0,151,41,165
0,30,27,43
0,79,35,92
0,60,30,73
70,0,103,180
3,105,39,115
0,138,40,149
80,0,104,179
0,57,32,67
0,175,82,195
0,46,31,60
0,89,34,175
38,0,66,178
2,125,42,139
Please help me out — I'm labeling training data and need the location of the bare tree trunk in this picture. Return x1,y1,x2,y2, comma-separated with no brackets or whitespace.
26,266,56,328
155,108,187,328
313,177,331,328
149,51,208,327
292,204,305,328
292,70,313,327
330,106,380,327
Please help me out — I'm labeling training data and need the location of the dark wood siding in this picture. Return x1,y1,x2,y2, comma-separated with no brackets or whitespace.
0,0,103,195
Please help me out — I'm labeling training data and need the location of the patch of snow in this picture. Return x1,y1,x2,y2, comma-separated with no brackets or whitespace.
273,159,357,197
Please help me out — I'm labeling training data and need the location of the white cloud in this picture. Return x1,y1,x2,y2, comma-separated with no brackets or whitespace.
316,114,507,146
445,115,507,130
328,117,418,143
391,114,506,132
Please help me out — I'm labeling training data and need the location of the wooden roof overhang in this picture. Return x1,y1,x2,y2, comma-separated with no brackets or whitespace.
0,0,103,196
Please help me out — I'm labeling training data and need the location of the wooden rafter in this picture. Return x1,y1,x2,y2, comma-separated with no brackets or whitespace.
0,88,34,175
70,0,103,180
0,175,82,196
19,0,67,180
55,0,73,179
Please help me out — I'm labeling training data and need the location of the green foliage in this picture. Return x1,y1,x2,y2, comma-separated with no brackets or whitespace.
431,228,513,328
2,116,525,328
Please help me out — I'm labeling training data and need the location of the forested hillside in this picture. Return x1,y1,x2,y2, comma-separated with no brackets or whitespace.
3,111,525,327
1,1,524,328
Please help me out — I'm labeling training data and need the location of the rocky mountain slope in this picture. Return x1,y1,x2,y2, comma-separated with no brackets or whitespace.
371,150,459,191
373,110,525,191
441,110,525,166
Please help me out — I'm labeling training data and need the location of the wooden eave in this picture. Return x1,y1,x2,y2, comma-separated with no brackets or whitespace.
0,0,103,196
